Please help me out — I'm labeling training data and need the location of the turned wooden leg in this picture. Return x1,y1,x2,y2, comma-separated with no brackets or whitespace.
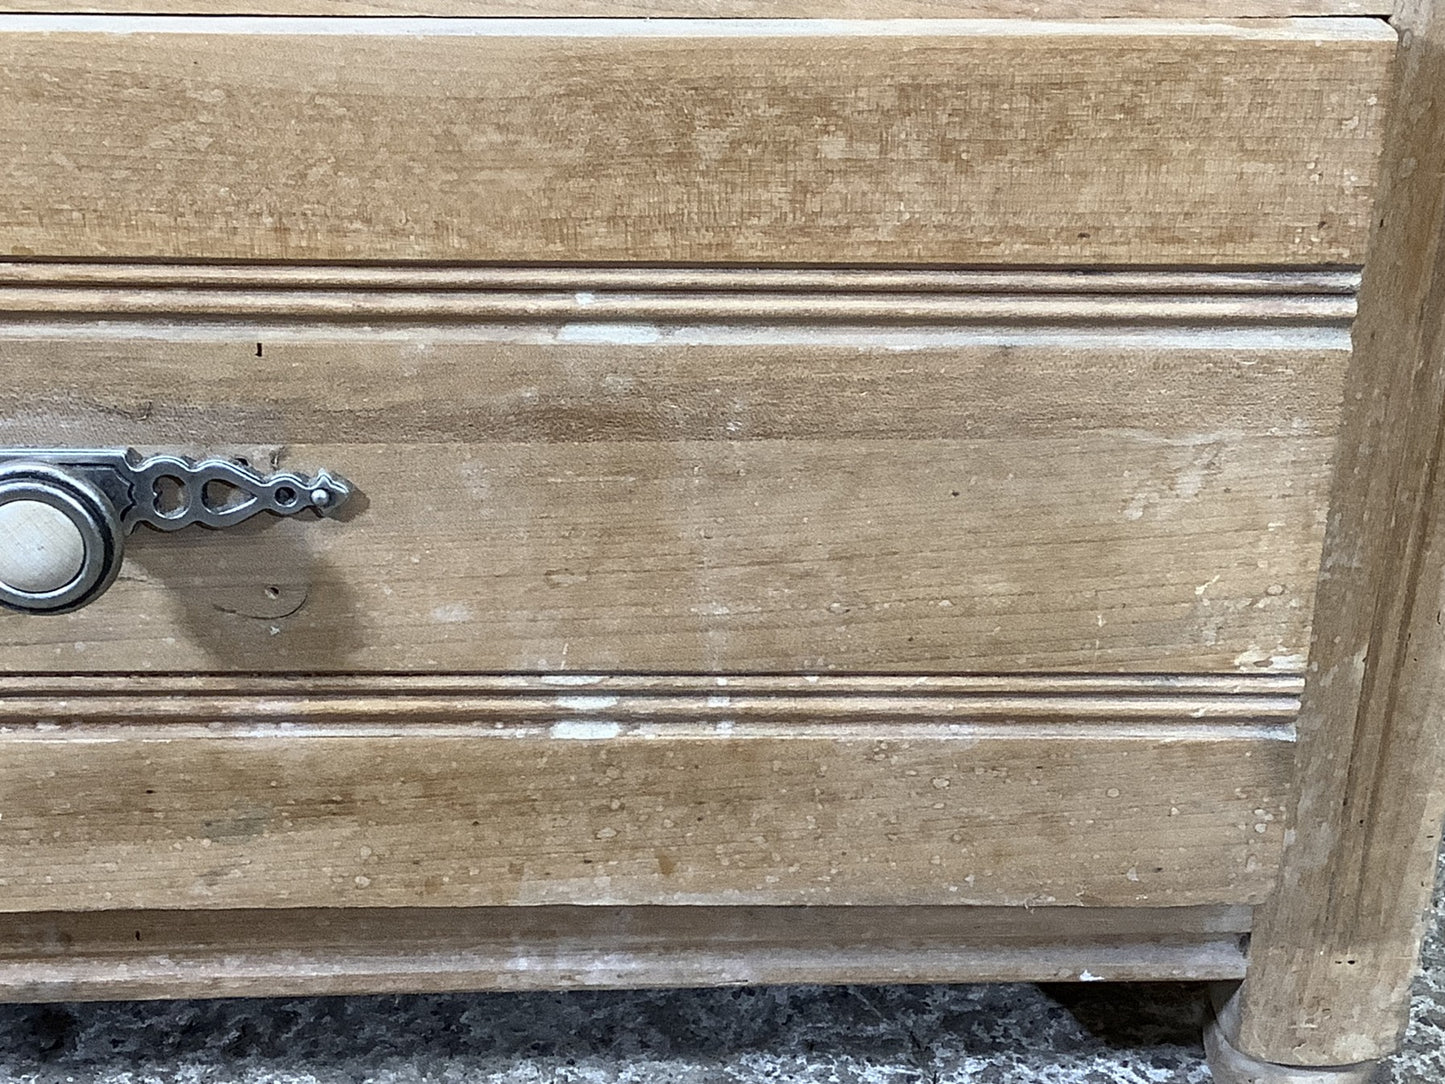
1212,0,1445,1073
1204,988,1377,1084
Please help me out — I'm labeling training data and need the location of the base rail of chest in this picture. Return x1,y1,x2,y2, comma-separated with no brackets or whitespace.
0,903,1254,1003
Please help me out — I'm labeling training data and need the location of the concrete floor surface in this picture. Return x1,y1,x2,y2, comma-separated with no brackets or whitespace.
0,851,1439,1084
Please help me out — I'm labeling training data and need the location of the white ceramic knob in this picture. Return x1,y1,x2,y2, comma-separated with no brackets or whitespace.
0,499,88,594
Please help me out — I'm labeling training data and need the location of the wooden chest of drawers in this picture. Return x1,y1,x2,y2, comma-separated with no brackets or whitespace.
0,5,1441,1082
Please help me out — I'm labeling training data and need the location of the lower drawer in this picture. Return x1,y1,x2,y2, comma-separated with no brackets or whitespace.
0,674,1294,912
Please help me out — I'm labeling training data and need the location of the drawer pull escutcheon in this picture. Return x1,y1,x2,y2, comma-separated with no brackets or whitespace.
0,449,352,615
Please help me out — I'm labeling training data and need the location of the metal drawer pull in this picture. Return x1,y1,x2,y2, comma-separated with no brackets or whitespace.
0,449,352,615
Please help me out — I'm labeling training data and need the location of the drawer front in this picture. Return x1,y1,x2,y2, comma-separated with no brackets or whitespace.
0,275,1346,674
0,674,1295,912
0,16,1394,265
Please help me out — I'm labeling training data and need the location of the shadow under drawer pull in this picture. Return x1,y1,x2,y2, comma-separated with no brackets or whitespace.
0,449,352,615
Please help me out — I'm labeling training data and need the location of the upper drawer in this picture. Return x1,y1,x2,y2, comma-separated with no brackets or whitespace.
0,268,1348,674
0,17,1395,265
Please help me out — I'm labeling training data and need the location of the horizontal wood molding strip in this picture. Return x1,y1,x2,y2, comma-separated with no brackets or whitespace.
0,717,1292,911
0,264,1365,294
0,904,1253,1002
0,0,1391,16
0,672,1306,697
0,18,1395,265
0,266,1362,324
0,674,1302,724
0,289,1358,325
0,687,1306,731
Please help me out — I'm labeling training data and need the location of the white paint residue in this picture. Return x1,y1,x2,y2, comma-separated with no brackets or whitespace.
540,674,605,687
549,720,622,740
1232,648,1307,672
1175,468,1208,499
556,323,661,345
1233,647,1271,669
1123,493,1153,521
7,322,1354,352
1172,445,1221,500
554,695,620,712
430,603,473,624
706,695,731,708
1078,970,1104,982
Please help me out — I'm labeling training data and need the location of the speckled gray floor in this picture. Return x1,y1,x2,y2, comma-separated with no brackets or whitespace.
2,850,1440,1084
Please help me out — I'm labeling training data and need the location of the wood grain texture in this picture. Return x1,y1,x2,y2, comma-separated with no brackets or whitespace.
0,0,1387,15
0,17,1396,265
0,904,1254,1002
0,702,1293,911
0,324,1346,673
1231,0,1445,1067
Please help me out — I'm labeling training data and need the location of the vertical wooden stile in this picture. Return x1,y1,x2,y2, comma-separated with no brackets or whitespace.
1231,0,1445,1067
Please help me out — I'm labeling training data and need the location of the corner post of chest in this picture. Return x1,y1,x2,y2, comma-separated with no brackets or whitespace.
1208,0,1445,1076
